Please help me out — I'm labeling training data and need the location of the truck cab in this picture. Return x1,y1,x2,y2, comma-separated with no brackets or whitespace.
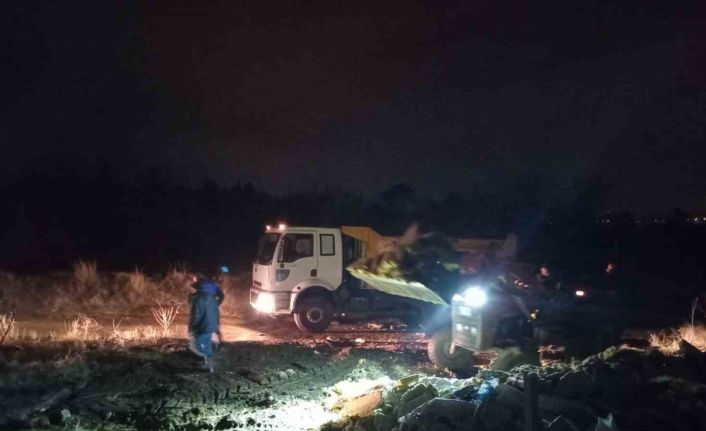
251,224,444,332
250,225,369,331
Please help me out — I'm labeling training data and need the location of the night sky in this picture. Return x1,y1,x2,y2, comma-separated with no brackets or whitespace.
2,1,705,211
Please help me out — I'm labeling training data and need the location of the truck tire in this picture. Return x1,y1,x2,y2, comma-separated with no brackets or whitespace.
427,326,475,375
490,346,539,371
293,296,333,333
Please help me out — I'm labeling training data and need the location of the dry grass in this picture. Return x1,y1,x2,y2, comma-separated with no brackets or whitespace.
0,312,17,345
151,302,180,337
219,272,253,317
109,319,160,344
649,297,706,354
0,264,195,313
649,324,706,354
73,260,99,290
1,264,249,335
63,313,103,341
163,264,191,290
128,268,148,297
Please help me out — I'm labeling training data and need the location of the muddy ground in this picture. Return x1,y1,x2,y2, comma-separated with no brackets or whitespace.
0,315,436,431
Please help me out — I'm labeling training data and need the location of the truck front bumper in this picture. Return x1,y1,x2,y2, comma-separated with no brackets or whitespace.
250,287,292,314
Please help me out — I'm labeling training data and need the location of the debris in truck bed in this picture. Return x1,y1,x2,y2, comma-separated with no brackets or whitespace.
347,227,460,303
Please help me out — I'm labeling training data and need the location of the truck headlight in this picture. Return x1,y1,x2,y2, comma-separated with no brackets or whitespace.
453,286,487,307
254,292,276,312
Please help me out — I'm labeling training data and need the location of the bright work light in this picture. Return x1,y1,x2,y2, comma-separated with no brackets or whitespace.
453,286,487,307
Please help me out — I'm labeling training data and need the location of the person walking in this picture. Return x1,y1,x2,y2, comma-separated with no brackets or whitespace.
535,263,562,292
188,275,223,372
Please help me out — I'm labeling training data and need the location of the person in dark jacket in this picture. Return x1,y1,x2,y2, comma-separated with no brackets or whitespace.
535,263,562,292
188,276,224,372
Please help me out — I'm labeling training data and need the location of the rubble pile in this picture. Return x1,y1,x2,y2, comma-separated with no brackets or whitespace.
324,342,706,431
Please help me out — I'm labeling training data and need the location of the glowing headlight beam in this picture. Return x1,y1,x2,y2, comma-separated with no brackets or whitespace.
454,286,487,307
464,287,487,307
253,292,276,312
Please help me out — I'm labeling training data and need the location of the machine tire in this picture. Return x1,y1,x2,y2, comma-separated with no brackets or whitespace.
293,296,334,333
427,327,475,375
490,346,540,372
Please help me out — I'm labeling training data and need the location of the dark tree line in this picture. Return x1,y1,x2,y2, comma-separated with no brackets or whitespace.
1,165,706,315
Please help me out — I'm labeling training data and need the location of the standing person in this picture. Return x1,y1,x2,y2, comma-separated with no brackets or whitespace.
188,275,224,372
602,262,619,290
535,263,562,292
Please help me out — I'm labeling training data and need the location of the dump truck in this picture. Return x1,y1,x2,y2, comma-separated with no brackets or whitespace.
250,225,448,332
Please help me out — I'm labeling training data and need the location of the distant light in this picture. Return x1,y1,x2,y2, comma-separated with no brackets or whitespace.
278,223,286,230
220,266,229,273
266,225,272,231
575,290,585,297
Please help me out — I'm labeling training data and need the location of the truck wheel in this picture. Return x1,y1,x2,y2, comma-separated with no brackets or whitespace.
293,297,333,333
427,327,475,375
490,346,539,372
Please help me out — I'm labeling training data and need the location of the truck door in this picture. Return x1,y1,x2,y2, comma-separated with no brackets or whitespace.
317,232,342,287
278,233,317,291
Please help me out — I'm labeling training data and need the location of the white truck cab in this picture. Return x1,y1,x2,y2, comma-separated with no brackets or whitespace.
250,224,455,332
251,225,374,331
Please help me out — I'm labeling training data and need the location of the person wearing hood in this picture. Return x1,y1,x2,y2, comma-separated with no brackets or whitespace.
188,276,224,372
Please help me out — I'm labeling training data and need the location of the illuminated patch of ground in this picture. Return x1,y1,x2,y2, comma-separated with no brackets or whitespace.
0,339,430,430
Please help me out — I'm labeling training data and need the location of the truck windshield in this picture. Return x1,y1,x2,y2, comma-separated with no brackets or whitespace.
255,233,281,264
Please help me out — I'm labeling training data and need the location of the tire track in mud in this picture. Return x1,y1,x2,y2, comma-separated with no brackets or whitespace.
69,345,363,431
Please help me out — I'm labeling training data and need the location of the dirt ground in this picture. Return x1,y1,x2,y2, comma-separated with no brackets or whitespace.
1,314,436,431
1,309,671,431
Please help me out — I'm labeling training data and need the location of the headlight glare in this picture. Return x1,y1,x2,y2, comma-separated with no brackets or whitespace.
461,286,487,307
253,292,276,312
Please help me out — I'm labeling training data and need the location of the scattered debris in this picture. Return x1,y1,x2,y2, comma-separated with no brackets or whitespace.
321,344,706,431
337,389,383,418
